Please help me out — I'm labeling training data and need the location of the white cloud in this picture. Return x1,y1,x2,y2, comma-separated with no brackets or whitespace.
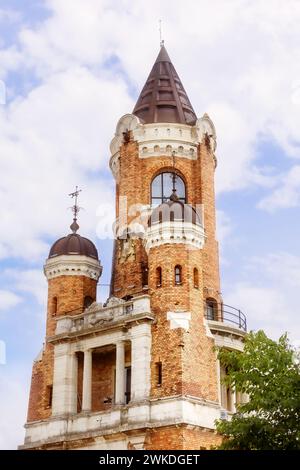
217,210,232,245
1,0,300,449
0,8,21,24
4,269,47,306
0,366,29,449
258,165,300,212
224,252,300,343
0,0,299,262
0,65,132,261
0,290,22,311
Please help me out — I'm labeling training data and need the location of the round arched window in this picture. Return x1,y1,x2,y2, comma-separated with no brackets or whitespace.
151,172,186,205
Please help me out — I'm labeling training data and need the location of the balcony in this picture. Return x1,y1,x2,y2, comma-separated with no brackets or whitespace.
52,295,153,340
204,302,246,332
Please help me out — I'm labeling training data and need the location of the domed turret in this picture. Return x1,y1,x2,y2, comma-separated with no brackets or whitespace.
44,188,102,301
49,233,98,259
48,186,99,260
148,190,201,227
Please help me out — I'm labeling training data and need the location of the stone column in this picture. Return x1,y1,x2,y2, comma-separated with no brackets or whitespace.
52,344,78,416
115,341,125,405
82,349,93,412
131,323,151,402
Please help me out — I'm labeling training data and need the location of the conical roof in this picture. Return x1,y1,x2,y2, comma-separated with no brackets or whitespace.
133,45,197,125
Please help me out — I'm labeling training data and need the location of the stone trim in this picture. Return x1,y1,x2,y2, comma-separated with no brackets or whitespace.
44,254,102,281
51,295,153,340
109,114,217,180
22,396,223,449
167,311,191,331
143,221,205,253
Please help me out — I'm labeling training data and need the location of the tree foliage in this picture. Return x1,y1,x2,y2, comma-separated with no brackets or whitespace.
215,330,300,450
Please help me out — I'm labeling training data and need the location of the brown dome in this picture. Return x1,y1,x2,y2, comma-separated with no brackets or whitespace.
49,233,98,260
148,199,201,227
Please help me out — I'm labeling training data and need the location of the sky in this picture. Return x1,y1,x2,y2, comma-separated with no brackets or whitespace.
1,0,300,449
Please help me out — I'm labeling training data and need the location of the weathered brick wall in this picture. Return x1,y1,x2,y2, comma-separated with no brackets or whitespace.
144,424,222,450
111,136,216,299
27,346,53,422
199,143,222,306
26,129,223,447
148,244,218,401
111,136,220,403
27,275,97,422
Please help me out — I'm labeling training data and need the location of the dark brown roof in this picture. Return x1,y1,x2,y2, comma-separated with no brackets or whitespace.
133,45,197,125
148,199,201,227
49,233,98,260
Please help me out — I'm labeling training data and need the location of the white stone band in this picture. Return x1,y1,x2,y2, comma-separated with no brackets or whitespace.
143,221,205,253
44,254,102,281
109,114,217,180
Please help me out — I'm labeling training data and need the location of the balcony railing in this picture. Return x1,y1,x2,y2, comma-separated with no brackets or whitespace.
204,302,247,332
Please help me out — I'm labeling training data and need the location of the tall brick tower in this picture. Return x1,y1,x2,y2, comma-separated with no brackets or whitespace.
21,45,246,450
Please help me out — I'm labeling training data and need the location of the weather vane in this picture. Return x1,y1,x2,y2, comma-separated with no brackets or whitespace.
68,186,82,233
159,19,164,47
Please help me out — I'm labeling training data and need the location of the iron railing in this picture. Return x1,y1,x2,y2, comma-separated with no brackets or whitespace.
204,302,247,332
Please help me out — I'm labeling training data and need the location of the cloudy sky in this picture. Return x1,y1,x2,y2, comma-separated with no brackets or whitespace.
1,0,300,449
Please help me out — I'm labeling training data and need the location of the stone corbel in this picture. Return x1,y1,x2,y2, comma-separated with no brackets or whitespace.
195,113,217,154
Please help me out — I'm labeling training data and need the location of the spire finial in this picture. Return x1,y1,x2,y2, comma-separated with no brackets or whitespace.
68,186,82,233
170,151,179,201
159,19,164,47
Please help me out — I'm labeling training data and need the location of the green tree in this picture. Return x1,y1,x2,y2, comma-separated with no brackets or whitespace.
215,330,300,450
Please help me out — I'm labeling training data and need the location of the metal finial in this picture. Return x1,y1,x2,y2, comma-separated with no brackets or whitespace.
159,19,164,47
170,151,178,201
68,186,82,233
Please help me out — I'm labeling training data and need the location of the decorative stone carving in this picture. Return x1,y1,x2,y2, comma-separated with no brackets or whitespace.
110,114,141,157
109,115,218,179
105,296,125,307
143,221,205,253
88,311,114,326
195,113,217,153
84,301,103,314
118,237,136,263
44,255,102,281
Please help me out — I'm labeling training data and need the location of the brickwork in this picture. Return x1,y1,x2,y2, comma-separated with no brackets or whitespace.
145,424,222,450
111,136,220,403
27,274,98,422
24,45,228,450
148,244,218,401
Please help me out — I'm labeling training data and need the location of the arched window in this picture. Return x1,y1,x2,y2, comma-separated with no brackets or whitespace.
193,268,199,288
206,298,217,321
151,172,186,205
156,267,162,288
175,265,182,285
52,297,58,316
84,296,94,309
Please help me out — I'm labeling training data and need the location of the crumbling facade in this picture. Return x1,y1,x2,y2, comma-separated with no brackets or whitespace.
21,45,246,450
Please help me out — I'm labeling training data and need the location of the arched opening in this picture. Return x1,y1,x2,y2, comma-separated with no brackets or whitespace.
84,296,94,309
155,362,162,387
193,268,199,288
51,297,58,316
156,267,162,288
175,265,182,286
141,262,148,287
206,298,217,321
151,171,186,205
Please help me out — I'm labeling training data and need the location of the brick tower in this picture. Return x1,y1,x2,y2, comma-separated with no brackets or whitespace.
21,45,246,450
